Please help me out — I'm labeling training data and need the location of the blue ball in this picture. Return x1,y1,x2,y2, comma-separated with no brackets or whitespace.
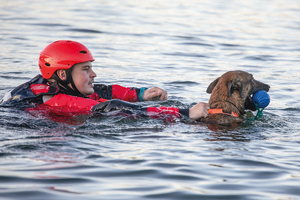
252,90,270,108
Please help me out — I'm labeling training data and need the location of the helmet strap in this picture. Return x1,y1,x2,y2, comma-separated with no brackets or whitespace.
53,68,85,97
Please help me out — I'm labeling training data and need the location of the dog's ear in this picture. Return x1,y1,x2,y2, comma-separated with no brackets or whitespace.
228,79,243,97
206,77,220,94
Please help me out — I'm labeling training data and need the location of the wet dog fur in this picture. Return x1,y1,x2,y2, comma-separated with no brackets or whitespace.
202,70,270,126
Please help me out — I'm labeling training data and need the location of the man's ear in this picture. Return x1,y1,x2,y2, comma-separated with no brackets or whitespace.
56,69,67,81
206,77,220,94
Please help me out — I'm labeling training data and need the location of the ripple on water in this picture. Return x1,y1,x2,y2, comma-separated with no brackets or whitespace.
1,0,300,199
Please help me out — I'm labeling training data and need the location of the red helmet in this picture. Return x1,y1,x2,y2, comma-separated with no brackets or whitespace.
39,40,95,79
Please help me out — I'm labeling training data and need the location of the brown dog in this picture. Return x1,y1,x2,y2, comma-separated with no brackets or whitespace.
202,70,270,126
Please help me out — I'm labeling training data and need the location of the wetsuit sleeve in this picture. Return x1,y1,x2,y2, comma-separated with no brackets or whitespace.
146,107,189,119
92,84,146,102
92,99,189,120
28,94,189,122
112,85,140,102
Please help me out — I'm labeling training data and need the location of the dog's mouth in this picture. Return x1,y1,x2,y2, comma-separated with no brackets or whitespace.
244,81,270,111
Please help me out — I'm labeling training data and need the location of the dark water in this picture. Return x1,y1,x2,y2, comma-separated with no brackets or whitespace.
1,0,300,199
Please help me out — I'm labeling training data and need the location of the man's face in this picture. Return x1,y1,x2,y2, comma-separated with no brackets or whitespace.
71,61,96,96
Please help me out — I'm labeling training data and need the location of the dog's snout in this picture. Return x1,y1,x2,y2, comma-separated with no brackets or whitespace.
264,84,270,92
250,79,270,94
256,80,270,92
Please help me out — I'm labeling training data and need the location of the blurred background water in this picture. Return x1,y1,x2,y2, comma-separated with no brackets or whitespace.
1,0,300,199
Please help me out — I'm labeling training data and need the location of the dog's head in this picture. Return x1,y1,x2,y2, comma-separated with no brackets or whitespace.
206,70,270,114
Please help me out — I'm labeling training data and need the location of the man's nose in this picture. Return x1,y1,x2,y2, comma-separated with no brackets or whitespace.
91,69,97,77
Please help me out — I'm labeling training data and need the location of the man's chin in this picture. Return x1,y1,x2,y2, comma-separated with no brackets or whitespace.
88,90,95,95
83,89,95,96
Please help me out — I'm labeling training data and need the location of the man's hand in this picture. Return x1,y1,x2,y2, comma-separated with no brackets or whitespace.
143,87,168,101
189,102,210,121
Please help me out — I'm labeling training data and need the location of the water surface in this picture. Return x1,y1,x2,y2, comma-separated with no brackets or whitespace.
1,0,300,199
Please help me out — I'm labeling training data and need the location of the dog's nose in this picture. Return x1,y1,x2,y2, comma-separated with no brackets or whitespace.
264,84,270,92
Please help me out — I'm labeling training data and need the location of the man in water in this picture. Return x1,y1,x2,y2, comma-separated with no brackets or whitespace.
0,40,209,123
